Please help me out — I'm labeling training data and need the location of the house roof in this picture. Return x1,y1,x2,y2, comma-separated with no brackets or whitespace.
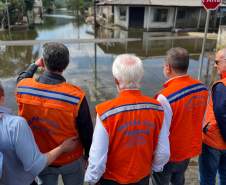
97,0,226,7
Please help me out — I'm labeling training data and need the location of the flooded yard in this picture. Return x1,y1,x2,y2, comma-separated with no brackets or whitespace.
0,10,217,185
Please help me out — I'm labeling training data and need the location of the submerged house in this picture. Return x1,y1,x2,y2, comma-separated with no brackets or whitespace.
96,0,226,31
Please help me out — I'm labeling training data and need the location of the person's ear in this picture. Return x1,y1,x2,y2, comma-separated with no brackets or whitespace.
165,63,171,75
114,78,119,86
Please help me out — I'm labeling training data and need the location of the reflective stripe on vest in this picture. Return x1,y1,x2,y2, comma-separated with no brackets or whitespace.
167,83,207,104
17,86,80,105
100,102,163,121
96,90,164,184
160,76,208,162
16,78,85,165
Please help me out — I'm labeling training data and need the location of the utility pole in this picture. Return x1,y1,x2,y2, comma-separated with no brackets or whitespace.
198,10,210,80
5,0,11,32
94,0,97,38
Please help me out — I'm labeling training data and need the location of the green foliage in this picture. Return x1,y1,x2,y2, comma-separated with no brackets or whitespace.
0,0,34,25
66,0,84,11
43,0,54,12
24,0,34,11
0,1,6,11
43,0,54,8
55,0,66,8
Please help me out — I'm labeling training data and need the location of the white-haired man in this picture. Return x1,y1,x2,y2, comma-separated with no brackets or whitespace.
84,54,170,185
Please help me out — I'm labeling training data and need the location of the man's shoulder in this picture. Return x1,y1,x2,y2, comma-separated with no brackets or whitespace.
212,82,226,95
141,94,161,105
96,98,117,114
17,78,34,86
2,114,27,133
64,82,85,94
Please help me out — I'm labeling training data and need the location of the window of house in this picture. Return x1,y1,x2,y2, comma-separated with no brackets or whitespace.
119,6,127,21
177,9,186,19
153,9,168,22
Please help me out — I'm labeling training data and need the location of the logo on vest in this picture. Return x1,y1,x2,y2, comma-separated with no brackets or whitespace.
117,120,155,148
184,95,207,111
28,117,60,135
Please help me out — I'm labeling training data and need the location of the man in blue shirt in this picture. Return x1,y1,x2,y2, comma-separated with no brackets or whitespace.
0,82,78,185
199,48,226,185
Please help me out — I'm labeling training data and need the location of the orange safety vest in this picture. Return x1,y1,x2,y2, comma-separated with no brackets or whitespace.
203,77,226,150
16,78,85,165
96,90,164,184
158,75,208,162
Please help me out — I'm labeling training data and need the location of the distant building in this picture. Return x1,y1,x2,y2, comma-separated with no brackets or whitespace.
96,0,226,31
33,0,43,24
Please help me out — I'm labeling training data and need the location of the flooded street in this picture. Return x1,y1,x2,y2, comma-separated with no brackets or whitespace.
0,9,219,185
0,10,217,115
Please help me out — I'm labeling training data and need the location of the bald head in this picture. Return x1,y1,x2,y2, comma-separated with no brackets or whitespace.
216,48,226,59
166,47,189,74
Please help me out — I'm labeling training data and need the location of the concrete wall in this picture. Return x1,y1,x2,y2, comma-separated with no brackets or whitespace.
144,7,174,29
113,5,216,31
97,6,113,23
176,8,206,28
114,6,129,28
217,25,226,48
115,6,174,29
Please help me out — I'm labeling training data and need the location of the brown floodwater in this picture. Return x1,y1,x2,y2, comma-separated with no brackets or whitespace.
0,10,217,116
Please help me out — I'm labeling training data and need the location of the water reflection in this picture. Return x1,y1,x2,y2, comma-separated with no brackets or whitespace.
0,11,217,114
97,28,217,58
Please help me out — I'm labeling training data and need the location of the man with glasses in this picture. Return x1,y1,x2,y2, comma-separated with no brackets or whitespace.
199,48,226,185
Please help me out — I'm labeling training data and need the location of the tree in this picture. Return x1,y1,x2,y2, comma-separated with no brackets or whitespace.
24,0,34,11
43,0,54,13
66,0,83,12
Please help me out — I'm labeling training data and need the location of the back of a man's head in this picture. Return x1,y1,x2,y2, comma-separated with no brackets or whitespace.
42,42,69,73
166,47,189,74
112,54,144,89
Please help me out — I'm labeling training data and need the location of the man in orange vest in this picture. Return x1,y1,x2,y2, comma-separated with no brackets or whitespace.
85,54,170,185
16,42,93,185
0,81,78,185
199,48,226,185
152,47,208,185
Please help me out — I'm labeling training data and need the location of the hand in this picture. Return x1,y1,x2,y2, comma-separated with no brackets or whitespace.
35,58,44,68
60,136,79,153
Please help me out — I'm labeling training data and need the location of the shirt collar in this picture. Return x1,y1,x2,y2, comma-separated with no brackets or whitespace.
0,106,11,114
220,72,226,79
163,75,190,88
119,89,141,97
38,71,66,85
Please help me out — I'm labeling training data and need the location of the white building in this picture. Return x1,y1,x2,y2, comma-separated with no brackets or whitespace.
96,0,226,31
33,0,43,24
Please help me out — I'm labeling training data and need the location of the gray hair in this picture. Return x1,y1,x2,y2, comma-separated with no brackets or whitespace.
42,42,69,72
218,48,226,59
166,47,189,74
112,54,144,89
